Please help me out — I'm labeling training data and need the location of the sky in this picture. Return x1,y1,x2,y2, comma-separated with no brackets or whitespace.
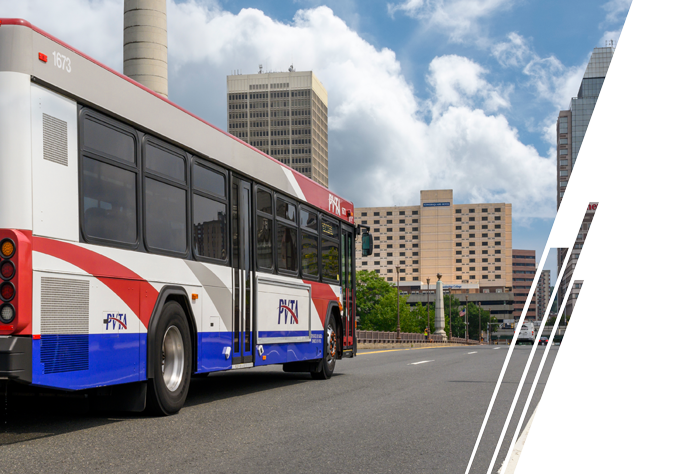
1,0,631,283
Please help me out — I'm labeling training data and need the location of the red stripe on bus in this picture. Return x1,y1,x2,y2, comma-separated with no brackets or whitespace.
33,237,158,328
308,281,341,325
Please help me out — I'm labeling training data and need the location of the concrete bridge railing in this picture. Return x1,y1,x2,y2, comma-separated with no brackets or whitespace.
356,330,479,345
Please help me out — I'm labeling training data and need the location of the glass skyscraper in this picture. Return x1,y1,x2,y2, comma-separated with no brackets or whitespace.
556,45,614,317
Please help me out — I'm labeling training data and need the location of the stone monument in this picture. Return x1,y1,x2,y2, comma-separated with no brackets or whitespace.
434,273,446,337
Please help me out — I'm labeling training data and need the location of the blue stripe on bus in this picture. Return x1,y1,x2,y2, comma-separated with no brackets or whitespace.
31,330,326,389
32,333,143,391
256,330,311,338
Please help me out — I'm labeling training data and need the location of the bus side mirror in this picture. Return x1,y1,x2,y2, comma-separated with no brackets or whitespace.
362,232,373,257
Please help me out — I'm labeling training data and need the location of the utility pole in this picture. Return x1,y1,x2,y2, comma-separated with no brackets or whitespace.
396,265,401,341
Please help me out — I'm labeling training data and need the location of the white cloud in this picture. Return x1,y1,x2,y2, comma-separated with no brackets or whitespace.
491,32,531,68
387,0,513,43
427,55,511,114
602,0,632,25
598,0,632,47
0,0,555,217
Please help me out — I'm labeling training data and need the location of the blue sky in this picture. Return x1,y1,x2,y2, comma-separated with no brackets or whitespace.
2,0,632,283
205,0,630,283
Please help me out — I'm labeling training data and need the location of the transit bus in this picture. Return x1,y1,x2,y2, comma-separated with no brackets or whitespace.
0,19,372,415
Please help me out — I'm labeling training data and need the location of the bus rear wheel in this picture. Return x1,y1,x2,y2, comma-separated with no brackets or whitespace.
311,316,337,380
147,301,192,415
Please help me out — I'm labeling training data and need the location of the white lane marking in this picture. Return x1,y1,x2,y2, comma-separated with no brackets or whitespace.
410,360,434,365
493,347,501,350
468,351,478,354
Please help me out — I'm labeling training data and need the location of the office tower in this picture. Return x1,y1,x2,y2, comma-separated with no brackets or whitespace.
536,269,551,318
556,45,614,316
227,69,329,187
512,250,537,320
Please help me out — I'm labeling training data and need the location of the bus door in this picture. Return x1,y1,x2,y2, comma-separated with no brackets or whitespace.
341,224,355,354
231,176,254,366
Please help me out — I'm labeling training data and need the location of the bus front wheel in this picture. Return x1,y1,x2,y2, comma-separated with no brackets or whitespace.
147,301,192,415
311,316,337,380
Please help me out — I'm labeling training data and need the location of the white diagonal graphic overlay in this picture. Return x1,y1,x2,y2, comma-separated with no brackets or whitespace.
498,276,577,474
487,203,595,474
464,245,564,474
483,246,574,474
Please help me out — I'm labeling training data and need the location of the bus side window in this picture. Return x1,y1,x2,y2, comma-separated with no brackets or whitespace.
143,139,188,256
300,206,319,279
192,161,228,262
275,196,297,274
255,187,274,271
80,111,139,247
321,218,339,283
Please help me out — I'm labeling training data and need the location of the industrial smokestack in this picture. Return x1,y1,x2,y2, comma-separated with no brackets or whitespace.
123,0,168,97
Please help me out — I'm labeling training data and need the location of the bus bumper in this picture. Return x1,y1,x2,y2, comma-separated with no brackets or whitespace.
0,336,32,383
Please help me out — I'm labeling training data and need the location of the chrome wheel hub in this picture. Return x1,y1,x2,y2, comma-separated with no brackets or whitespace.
327,327,337,361
161,325,184,392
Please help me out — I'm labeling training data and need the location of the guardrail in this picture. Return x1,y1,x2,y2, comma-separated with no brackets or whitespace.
356,330,479,345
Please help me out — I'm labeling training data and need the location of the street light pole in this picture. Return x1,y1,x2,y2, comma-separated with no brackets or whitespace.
478,301,482,344
448,291,452,341
426,277,431,340
396,265,401,341
465,295,469,343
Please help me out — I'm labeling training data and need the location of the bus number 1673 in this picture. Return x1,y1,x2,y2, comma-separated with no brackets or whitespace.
52,51,72,73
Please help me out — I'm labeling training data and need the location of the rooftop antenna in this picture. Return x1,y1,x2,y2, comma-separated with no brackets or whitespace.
259,64,263,74
289,64,295,72
605,39,614,47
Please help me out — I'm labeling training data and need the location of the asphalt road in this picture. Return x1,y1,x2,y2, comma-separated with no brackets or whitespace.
0,344,559,473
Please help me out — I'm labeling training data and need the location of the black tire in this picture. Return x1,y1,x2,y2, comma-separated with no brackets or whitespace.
147,301,192,415
311,315,337,380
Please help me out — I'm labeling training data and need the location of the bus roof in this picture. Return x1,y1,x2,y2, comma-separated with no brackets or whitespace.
0,18,354,224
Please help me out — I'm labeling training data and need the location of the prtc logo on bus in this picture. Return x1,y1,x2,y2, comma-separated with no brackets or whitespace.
278,299,299,324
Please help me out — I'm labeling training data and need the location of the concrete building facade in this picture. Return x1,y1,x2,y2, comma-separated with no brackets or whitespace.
512,250,537,320
355,189,513,290
556,46,613,316
227,70,329,187
536,269,551,318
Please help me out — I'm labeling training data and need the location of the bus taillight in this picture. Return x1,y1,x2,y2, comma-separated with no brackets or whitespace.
1,238,15,258
0,232,31,334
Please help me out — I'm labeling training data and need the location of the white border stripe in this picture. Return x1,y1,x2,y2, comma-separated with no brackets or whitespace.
283,168,306,200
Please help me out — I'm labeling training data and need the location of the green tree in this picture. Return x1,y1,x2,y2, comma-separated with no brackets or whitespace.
356,270,413,331
463,302,499,340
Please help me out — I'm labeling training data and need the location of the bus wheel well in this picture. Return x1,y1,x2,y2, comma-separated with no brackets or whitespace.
147,287,198,378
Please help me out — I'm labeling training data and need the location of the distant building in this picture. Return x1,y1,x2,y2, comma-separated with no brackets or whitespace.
355,189,513,291
556,45,613,317
536,269,551,318
227,69,329,187
512,250,537,320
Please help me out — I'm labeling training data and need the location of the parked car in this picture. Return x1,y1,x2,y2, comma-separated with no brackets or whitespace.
539,336,549,346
